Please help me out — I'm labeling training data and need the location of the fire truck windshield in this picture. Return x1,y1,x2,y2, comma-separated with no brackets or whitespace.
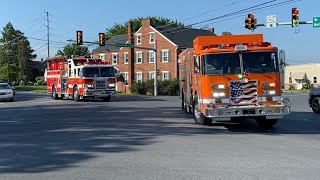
242,52,279,73
203,53,240,75
203,52,279,75
81,67,115,77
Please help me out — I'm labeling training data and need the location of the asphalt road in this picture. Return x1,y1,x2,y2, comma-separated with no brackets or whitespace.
0,92,319,180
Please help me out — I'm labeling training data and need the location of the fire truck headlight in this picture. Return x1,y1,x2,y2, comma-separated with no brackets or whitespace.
85,84,94,88
213,92,225,97
212,84,225,89
263,90,276,96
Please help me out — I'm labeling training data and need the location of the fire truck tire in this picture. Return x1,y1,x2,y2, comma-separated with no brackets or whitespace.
73,86,80,102
52,86,58,100
102,96,111,102
193,95,212,125
255,118,278,129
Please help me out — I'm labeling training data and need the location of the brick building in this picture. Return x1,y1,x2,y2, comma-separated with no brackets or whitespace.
92,19,215,93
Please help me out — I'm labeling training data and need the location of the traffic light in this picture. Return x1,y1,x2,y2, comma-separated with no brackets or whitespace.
99,33,105,46
76,31,83,45
156,69,160,76
245,14,257,30
292,8,299,27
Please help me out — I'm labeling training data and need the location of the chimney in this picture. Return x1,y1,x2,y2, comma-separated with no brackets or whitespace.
128,20,135,93
141,18,151,27
209,27,215,34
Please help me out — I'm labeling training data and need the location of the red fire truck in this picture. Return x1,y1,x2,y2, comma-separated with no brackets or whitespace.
45,56,118,102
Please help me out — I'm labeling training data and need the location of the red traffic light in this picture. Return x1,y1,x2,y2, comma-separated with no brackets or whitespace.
292,8,299,14
248,13,255,19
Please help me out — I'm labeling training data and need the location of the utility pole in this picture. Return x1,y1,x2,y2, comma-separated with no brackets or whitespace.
45,11,50,59
154,40,158,96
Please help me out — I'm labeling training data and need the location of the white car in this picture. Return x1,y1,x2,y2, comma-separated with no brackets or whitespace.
0,83,14,102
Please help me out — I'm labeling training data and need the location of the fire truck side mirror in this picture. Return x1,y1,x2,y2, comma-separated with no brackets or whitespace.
193,55,200,73
279,50,286,70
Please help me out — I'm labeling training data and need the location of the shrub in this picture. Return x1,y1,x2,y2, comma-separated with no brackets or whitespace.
303,79,314,90
130,79,179,96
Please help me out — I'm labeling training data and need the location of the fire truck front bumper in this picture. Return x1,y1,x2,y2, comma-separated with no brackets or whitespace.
205,105,291,121
83,90,117,98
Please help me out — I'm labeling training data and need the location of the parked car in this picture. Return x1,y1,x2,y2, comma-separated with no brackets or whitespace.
308,88,320,113
0,82,14,102
0,80,15,95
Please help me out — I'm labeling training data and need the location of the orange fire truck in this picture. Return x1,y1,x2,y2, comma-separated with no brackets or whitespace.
45,56,118,102
179,34,291,128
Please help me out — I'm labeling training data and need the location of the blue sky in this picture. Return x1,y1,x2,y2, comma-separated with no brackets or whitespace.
0,0,318,65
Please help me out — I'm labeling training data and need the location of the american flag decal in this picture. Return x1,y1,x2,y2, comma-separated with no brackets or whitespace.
230,80,258,104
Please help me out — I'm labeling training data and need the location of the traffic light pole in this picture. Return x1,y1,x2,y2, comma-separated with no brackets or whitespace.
243,20,312,28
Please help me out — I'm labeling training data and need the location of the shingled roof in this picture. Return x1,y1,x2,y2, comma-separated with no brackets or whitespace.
92,25,215,53
154,26,215,48
92,34,127,53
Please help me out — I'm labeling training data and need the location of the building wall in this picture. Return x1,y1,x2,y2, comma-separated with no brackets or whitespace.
284,63,320,89
92,19,179,93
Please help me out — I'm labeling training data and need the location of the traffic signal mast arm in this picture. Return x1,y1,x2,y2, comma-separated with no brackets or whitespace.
242,20,312,28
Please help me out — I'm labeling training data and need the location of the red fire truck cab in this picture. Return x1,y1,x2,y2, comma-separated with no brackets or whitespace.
45,56,118,102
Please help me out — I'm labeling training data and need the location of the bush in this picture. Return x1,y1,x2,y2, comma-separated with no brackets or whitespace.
34,76,46,86
130,79,179,96
303,79,314,90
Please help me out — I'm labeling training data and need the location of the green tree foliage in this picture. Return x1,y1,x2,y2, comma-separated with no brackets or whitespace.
105,16,184,37
56,43,90,58
0,22,36,82
222,31,232,35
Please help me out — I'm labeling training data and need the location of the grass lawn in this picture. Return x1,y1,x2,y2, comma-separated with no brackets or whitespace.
15,86,47,93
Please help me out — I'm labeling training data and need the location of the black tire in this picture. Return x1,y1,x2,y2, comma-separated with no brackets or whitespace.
193,95,212,125
73,86,80,102
256,118,278,129
311,97,320,114
102,96,111,102
52,86,58,100
181,91,185,111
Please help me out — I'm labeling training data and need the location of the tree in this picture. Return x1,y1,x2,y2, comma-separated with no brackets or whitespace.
56,43,90,58
105,16,184,37
222,31,232,35
0,22,36,82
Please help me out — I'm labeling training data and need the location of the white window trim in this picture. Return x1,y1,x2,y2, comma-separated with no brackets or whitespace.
161,71,170,81
136,71,143,82
149,32,155,43
148,50,155,63
148,71,155,80
99,53,106,62
112,53,118,65
123,52,129,64
161,49,169,63
136,51,143,64
136,33,142,44
123,72,129,86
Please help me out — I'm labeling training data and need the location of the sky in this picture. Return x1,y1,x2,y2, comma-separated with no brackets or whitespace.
0,0,318,65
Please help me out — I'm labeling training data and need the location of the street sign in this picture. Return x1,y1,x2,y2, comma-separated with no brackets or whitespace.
115,43,134,48
266,15,277,28
313,17,320,28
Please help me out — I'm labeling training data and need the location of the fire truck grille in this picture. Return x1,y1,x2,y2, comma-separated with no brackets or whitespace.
229,80,258,105
95,80,106,89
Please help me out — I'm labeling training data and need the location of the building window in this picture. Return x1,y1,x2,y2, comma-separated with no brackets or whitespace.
161,50,169,62
148,51,155,63
135,51,143,64
123,72,128,85
149,32,154,43
123,52,128,64
99,54,105,61
136,33,142,44
314,77,317,84
289,77,292,83
136,72,143,83
148,71,155,80
112,53,118,65
162,71,170,81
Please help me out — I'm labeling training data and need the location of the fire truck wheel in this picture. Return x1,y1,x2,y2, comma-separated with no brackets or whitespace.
181,91,188,113
52,86,58,100
73,86,80,102
193,96,212,125
102,96,111,102
255,118,278,129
